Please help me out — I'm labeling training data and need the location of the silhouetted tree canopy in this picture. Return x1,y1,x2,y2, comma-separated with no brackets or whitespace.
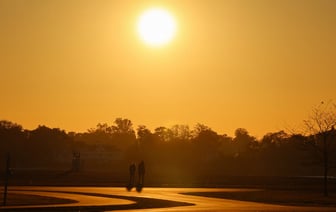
1,107,336,187
301,102,336,196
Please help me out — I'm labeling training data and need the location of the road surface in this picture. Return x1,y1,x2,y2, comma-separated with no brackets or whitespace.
1,187,336,211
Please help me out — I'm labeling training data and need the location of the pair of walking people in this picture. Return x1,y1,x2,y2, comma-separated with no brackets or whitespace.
128,160,145,191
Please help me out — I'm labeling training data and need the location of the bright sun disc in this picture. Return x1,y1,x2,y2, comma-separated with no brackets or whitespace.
137,8,176,47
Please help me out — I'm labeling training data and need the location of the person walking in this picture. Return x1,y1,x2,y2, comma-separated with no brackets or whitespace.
127,163,136,191
137,160,145,192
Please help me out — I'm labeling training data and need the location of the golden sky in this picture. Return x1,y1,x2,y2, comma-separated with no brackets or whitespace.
1,0,336,137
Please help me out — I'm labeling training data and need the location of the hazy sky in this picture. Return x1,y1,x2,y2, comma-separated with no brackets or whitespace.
1,0,336,137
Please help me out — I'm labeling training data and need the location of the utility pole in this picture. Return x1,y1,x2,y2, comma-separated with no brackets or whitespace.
3,154,10,206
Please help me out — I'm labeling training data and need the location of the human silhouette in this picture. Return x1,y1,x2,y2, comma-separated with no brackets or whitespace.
127,163,136,191
136,160,145,192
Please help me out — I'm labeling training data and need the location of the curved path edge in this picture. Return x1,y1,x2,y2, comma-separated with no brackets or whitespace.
0,189,194,211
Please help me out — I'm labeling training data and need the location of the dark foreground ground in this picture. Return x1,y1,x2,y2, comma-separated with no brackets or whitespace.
1,170,336,210
183,189,336,207
0,189,193,211
1,193,76,206
2,188,336,208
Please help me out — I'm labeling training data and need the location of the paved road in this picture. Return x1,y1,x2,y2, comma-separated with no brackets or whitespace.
2,187,336,211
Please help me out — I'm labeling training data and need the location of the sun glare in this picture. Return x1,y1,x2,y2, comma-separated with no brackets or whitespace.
137,8,176,47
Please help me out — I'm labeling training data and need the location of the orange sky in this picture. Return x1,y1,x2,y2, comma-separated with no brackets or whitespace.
1,0,336,137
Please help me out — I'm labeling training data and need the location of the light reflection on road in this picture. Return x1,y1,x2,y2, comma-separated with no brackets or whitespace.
4,187,336,211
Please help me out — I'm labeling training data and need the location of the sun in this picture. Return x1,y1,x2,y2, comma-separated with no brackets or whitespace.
137,8,177,47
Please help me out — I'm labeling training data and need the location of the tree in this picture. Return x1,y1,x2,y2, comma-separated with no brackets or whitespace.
303,101,336,196
192,123,221,165
27,125,71,165
137,125,155,149
137,125,152,141
261,131,288,148
0,120,25,146
0,120,26,161
168,124,192,142
111,118,136,151
192,123,220,153
113,118,135,135
154,126,170,143
233,128,257,155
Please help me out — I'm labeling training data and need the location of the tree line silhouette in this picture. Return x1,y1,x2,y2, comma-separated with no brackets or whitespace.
1,118,335,175
1,104,336,195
